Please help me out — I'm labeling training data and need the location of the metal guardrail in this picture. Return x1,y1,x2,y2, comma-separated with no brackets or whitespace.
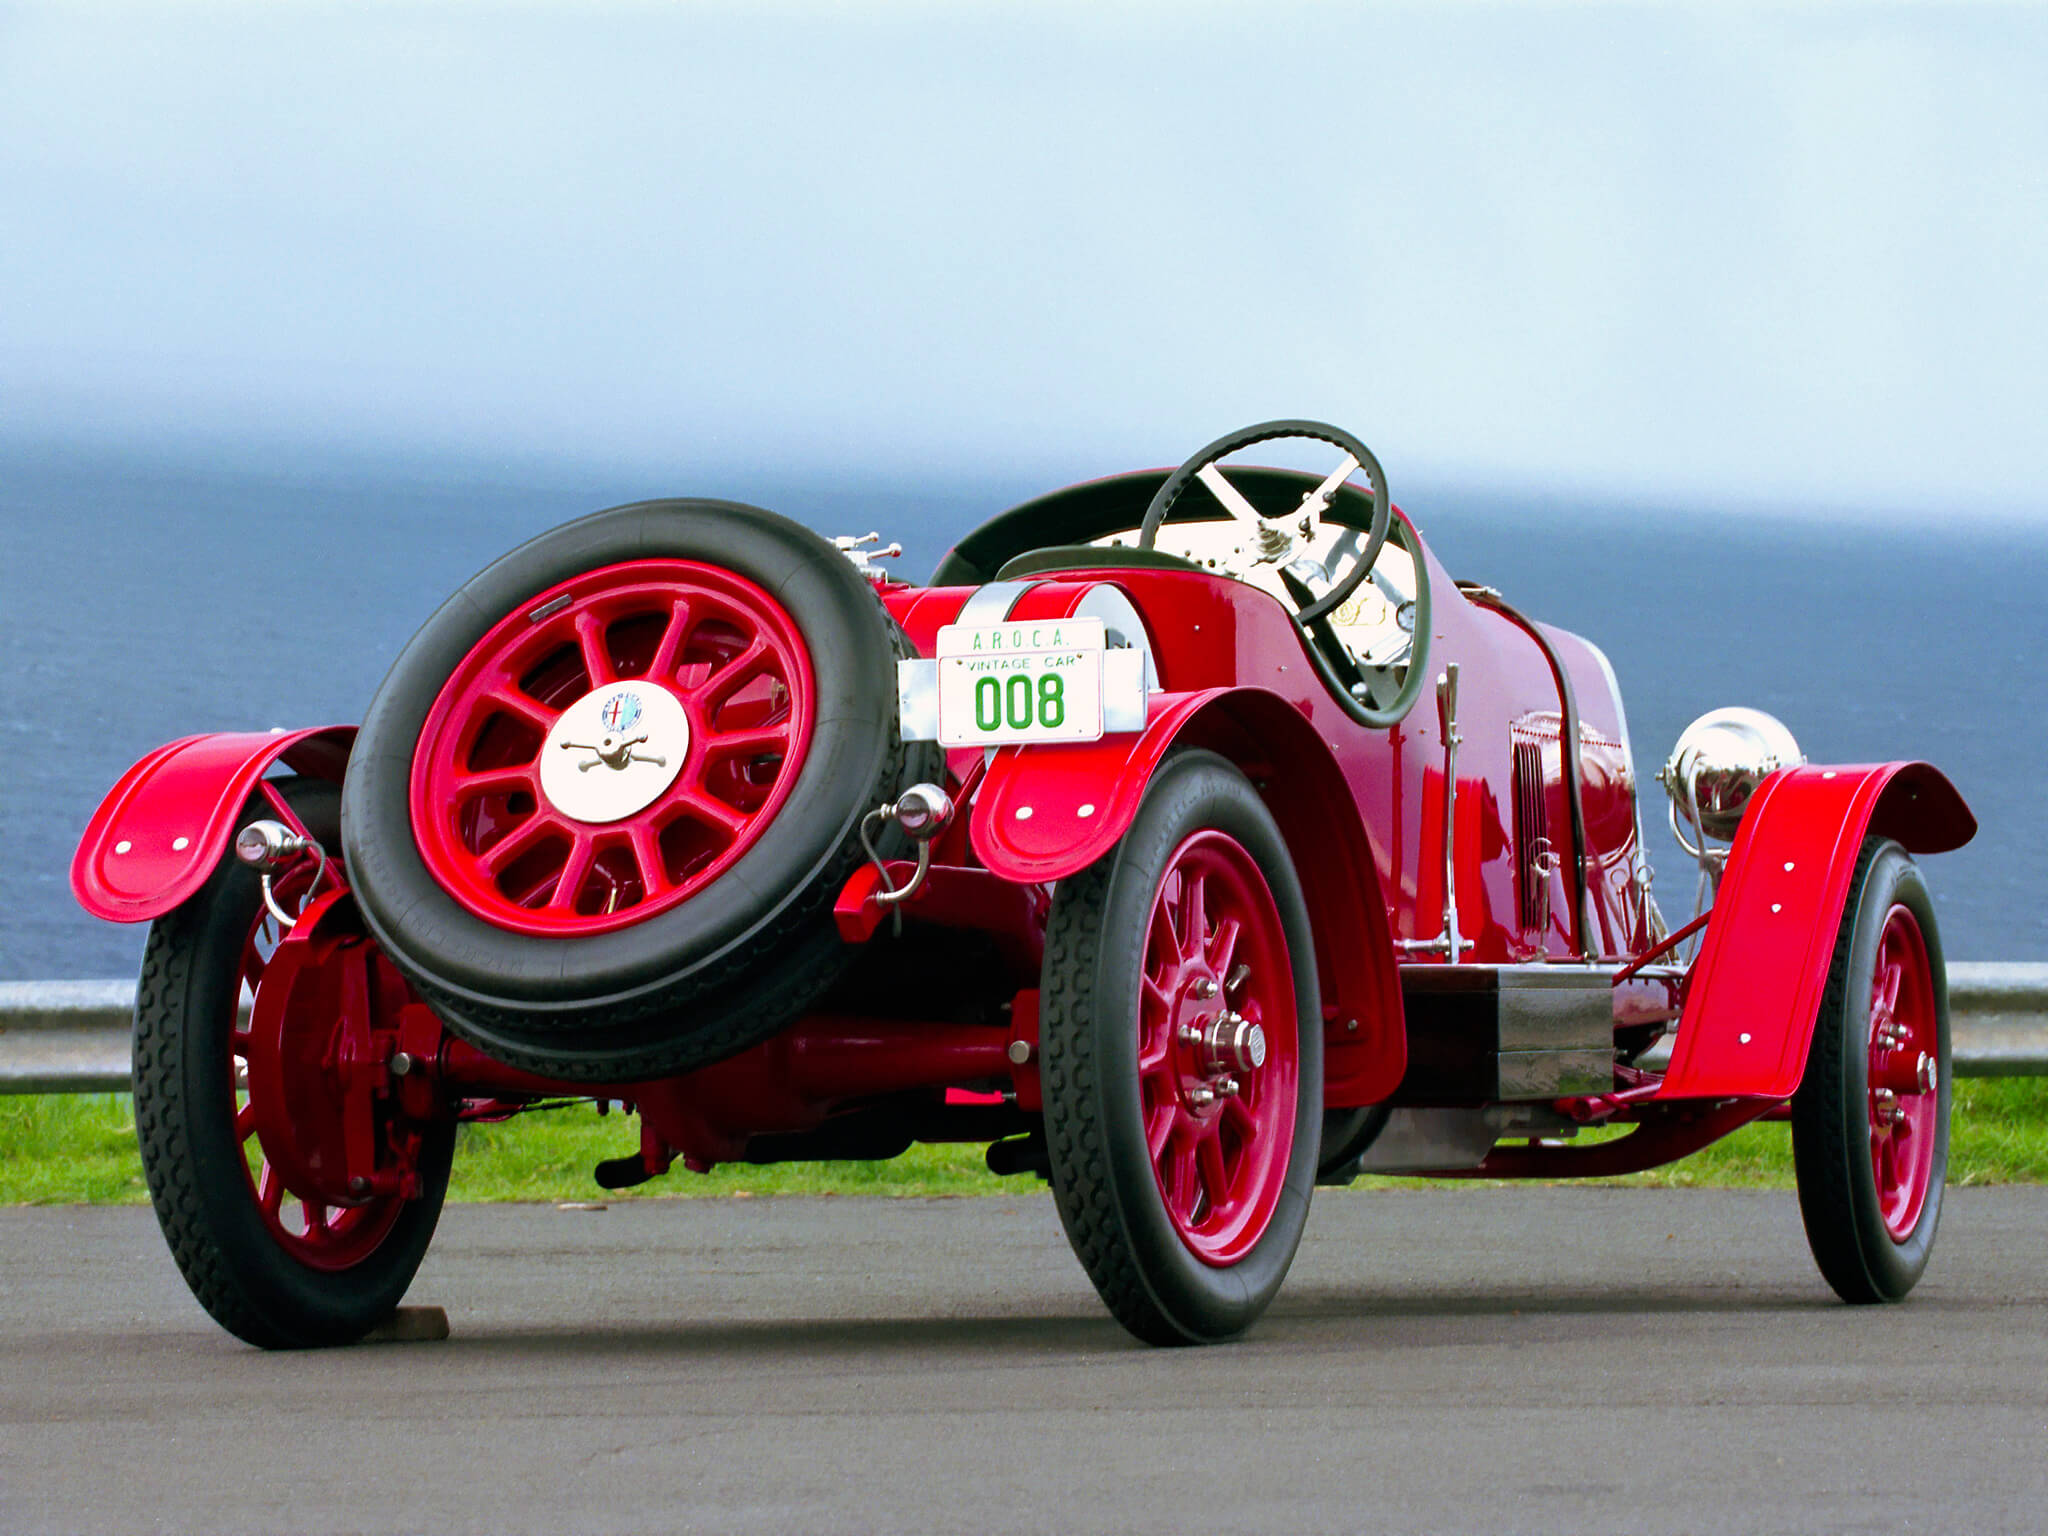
1943,962,2048,1077
3,964,2044,1095
1,981,137,1094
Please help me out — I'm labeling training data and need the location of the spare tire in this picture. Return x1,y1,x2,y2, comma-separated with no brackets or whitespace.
342,499,936,1082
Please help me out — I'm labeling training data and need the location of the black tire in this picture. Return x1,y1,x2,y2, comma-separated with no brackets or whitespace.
1040,751,1323,1345
1316,1103,1394,1185
1791,837,1951,1303
342,499,937,1082
133,780,455,1349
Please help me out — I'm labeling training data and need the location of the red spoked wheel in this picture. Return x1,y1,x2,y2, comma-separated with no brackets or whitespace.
132,780,454,1349
342,500,934,1083
411,560,816,934
1137,832,1299,1266
1865,906,1940,1240
1041,751,1322,1345
231,862,406,1271
1793,837,1951,1304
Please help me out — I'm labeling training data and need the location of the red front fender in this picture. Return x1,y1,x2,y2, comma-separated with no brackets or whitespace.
70,727,357,923
1659,761,1975,1101
971,687,1405,1106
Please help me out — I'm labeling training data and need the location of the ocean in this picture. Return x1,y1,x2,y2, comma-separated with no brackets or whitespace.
4,446,2043,980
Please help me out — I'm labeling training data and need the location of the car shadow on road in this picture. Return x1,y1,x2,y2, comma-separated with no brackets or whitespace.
424,1311,1138,1361
1273,1282,1844,1321
388,1280,1868,1366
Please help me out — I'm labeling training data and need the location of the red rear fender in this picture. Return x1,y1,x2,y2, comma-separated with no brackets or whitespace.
970,690,1216,881
971,687,1405,1106
1659,761,1974,1101
70,727,357,923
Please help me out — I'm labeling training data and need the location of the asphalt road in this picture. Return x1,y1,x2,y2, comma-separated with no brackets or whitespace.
4,1187,2045,1535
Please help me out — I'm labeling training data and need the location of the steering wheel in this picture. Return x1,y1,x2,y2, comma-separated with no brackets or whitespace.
1136,419,1391,628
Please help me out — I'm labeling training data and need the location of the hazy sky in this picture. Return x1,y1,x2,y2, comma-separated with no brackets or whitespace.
2,1,2043,517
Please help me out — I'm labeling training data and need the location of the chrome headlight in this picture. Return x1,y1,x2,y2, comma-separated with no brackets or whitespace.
1658,707,1804,845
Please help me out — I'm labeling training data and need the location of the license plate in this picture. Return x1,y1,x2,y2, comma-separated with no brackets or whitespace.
934,617,1105,748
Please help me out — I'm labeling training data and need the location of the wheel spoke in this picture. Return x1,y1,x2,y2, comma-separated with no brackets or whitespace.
452,764,538,801
691,636,773,714
1196,1132,1231,1211
672,790,750,838
1148,898,1180,969
258,1162,284,1216
1195,462,1265,525
646,596,694,681
1294,453,1361,519
627,824,673,896
548,835,599,910
476,813,562,877
1146,1104,1176,1162
1207,915,1241,977
235,1103,257,1143
574,610,613,688
1137,1025,1173,1075
1874,953,1903,1020
1167,1138,1199,1218
484,688,557,734
701,722,790,758
1220,1094,1257,1140
1178,871,1207,959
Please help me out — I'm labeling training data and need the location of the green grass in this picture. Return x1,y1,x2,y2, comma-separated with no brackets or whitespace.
0,1093,156,1205
5,1078,2046,1206
446,1107,1003,1202
1634,1075,2048,1189
1340,1077,2048,1193
0,1094,1008,1206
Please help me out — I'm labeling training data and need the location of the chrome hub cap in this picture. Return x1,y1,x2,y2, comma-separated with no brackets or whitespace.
538,682,690,824
1202,1011,1267,1076
1169,973,1265,1117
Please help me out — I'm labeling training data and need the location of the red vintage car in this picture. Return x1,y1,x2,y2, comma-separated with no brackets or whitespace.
72,420,1975,1348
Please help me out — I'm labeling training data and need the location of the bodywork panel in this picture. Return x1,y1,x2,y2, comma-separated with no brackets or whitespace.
929,533,1657,1110
1658,761,1975,1101
70,727,356,922
970,690,1213,882
970,684,1407,1106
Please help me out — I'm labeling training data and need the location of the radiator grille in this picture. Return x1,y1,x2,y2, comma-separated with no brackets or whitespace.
1513,737,1550,934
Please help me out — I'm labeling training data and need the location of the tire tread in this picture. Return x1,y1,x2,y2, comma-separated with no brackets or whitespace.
1039,751,1321,1346
411,615,939,1082
1040,858,1183,1344
135,781,454,1348
1791,835,1948,1304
